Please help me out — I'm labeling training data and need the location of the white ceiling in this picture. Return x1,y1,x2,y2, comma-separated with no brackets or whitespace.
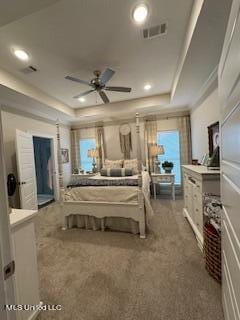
0,0,193,109
0,0,60,27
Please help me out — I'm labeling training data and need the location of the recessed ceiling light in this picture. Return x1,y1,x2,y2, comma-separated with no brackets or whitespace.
133,4,148,24
13,49,29,61
78,97,86,102
144,84,152,90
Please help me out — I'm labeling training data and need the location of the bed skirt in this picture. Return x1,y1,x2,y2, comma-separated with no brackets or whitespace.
66,214,139,234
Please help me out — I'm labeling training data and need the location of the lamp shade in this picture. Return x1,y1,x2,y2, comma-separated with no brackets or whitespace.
150,144,165,156
87,148,98,158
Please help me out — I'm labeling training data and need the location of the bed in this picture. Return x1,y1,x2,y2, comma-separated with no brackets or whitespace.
56,114,153,238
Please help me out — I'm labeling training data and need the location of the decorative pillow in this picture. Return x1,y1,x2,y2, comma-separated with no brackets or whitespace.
100,168,133,177
103,159,123,169
124,159,139,174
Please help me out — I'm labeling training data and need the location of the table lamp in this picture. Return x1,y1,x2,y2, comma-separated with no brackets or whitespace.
87,148,98,173
150,144,165,173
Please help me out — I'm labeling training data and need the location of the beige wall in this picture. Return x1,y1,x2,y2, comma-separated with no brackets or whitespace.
77,116,184,165
190,88,220,161
78,121,146,163
1,110,71,207
104,122,145,161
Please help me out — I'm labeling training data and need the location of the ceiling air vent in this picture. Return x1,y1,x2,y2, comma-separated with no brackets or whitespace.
20,66,38,74
143,23,167,39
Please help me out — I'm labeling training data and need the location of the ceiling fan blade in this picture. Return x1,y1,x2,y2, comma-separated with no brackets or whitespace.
99,68,115,84
73,90,95,99
65,76,89,86
105,86,132,93
99,90,110,104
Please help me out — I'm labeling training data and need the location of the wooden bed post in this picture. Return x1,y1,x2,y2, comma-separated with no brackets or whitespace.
56,122,67,230
136,113,146,238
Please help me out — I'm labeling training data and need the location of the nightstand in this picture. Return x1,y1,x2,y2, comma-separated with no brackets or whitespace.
151,173,175,200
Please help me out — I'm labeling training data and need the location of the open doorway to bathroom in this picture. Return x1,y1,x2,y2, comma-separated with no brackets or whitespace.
33,136,55,208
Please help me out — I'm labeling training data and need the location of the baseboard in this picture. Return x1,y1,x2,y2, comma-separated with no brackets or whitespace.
183,208,203,252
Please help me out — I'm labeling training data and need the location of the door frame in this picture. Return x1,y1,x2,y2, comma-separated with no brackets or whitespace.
30,132,59,202
0,109,16,320
16,129,38,210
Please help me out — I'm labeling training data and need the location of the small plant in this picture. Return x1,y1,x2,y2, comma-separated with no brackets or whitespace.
162,161,174,173
72,168,79,174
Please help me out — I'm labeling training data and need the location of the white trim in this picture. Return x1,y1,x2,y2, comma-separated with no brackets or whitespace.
190,66,218,111
222,252,238,320
222,159,240,172
1,105,71,128
223,206,240,260
0,67,74,117
222,173,240,195
171,0,205,99
0,109,16,319
16,129,38,210
222,227,240,319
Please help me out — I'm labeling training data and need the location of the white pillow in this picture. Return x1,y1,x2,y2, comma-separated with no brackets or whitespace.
124,159,139,174
103,159,123,169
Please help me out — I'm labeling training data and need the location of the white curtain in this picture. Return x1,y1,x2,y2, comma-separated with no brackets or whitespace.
145,119,157,172
144,115,192,175
177,116,192,165
95,126,106,170
70,129,80,173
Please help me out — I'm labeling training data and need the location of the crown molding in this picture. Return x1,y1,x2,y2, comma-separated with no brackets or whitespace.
190,65,218,111
0,67,74,117
171,0,204,99
0,105,70,129
71,109,190,130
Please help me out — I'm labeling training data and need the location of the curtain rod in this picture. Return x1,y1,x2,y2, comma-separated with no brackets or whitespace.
144,113,190,122
71,111,190,130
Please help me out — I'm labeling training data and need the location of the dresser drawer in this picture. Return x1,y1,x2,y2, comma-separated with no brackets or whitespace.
193,188,202,203
193,200,203,234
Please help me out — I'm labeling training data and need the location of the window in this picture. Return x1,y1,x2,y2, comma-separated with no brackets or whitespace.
157,130,181,184
80,138,96,172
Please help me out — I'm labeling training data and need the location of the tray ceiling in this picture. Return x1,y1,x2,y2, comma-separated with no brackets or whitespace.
0,0,193,109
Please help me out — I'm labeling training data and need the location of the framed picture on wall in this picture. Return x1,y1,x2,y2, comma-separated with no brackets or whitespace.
61,148,69,163
208,122,220,156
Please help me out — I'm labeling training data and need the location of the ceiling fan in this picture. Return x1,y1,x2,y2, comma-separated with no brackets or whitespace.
65,68,132,104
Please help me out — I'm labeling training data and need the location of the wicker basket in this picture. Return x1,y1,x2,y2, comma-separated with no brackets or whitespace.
203,223,221,283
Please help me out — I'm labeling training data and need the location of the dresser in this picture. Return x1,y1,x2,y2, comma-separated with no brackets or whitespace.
182,165,220,251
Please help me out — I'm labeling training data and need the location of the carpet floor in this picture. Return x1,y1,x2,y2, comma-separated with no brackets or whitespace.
35,198,224,320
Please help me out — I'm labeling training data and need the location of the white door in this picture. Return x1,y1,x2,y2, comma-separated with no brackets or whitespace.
219,0,240,319
0,110,16,320
16,130,37,210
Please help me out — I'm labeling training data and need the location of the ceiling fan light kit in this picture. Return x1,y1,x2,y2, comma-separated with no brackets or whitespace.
65,68,132,104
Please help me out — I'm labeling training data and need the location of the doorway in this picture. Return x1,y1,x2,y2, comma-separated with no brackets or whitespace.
33,136,55,208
